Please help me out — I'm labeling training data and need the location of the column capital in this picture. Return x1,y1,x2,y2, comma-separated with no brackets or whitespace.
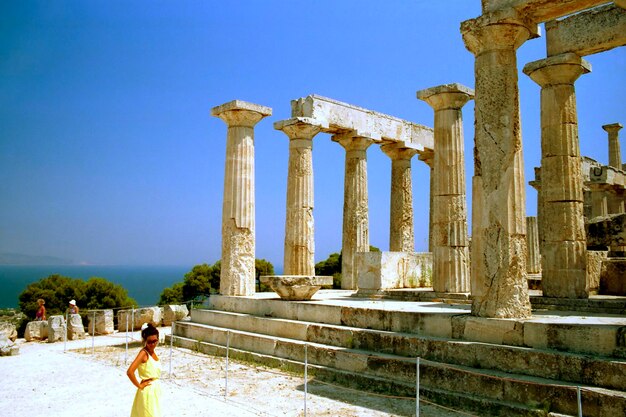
418,149,435,168
274,117,328,141
380,142,419,161
603,123,623,134
417,83,474,111
211,100,272,128
461,9,539,56
523,53,591,87
332,132,374,151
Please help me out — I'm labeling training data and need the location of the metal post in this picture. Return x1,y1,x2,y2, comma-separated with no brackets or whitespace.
91,311,96,355
304,344,308,417
131,308,135,340
225,330,230,398
169,322,174,378
63,311,68,353
416,357,420,417
125,312,129,365
577,386,583,417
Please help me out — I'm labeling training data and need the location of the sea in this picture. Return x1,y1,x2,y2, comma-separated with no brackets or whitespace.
0,265,190,309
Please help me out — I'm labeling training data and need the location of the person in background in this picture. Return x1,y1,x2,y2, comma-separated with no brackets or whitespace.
35,299,46,321
68,299,79,314
127,322,162,417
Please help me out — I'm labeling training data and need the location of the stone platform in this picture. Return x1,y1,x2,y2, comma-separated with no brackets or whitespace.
171,290,626,416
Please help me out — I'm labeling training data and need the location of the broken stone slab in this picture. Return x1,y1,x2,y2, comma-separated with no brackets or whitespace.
0,321,17,342
47,315,66,343
260,276,333,301
24,321,48,341
587,213,626,248
356,251,433,295
600,258,626,296
0,332,19,356
162,304,189,326
118,307,162,332
67,314,85,340
87,310,114,335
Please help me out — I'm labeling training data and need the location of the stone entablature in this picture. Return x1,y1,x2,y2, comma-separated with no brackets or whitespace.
290,94,433,151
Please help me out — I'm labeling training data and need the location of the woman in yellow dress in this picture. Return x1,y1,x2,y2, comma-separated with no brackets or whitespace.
127,323,162,417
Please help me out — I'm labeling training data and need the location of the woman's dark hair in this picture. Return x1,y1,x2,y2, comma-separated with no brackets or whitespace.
141,322,159,341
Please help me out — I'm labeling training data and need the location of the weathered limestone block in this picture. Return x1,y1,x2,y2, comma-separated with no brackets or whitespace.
587,250,608,291
118,307,162,332
542,241,588,298
162,305,189,326
24,321,48,341
87,310,114,335
540,156,584,202
0,321,17,342
260,276,332,301
600,258,626,295
356,251,433,293
67,314,85,340
542,202,585,242
0,332,19,356
47,315,65,343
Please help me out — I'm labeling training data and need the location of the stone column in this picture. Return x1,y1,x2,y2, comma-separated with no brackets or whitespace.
333,133,373,289
380,143,418,252
524,53,590,298
603,123,623,169
526,216,541,274
589,184,608,218
211,100,272,296
274,118,325,275
418,150,435,252
417,83,473,293
462,11,538,317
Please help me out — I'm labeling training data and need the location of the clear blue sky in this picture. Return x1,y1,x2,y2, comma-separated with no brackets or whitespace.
1,1,624,268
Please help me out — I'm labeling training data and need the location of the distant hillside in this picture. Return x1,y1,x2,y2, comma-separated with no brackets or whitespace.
0,253,74,265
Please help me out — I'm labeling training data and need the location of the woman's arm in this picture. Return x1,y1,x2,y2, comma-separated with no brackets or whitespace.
126,349,151,389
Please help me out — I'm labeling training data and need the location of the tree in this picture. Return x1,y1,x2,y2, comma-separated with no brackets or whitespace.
18,274,136,320
182,263,213,302
158,282,184,305
255,258,275,292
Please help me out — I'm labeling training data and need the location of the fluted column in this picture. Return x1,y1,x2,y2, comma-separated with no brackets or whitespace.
417,83,473,293
211,100,272,296
333,133,373,289
274,118,325,275
524,52,590,298
526,216,541,274
381,143,418,252
462,11,537,317
418,150,435,252
603,123,623,170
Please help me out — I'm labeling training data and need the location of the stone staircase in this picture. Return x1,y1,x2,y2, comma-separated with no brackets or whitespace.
171,293,626,417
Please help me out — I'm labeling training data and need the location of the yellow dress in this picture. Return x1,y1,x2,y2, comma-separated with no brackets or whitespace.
131,350,162,417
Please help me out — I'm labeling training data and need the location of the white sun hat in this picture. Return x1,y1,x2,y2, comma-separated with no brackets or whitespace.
69,299,76,306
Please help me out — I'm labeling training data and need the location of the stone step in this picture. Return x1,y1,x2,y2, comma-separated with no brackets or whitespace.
170,333,555,417
207,294,626,359
173,321,626,417
189,308,626,392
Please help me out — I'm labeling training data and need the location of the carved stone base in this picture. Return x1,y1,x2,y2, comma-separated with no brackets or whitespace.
260,275,333,301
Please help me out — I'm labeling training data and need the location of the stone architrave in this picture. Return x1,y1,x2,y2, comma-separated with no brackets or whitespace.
87,310,114,335
526,216,541,274
274,118,327,275
603,123,623,170
418,150,435,252
417,83,474,293
524,52,591,298
211,100,272,296
462,10,538,317
333,133,374,289
380,143,419,252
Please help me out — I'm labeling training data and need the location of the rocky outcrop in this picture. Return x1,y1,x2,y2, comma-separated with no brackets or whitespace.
162,305,189,326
